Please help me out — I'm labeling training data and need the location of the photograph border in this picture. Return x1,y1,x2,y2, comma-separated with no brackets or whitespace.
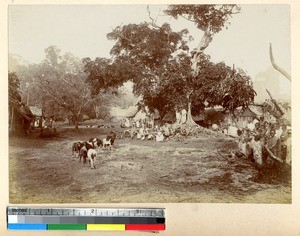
2,0,300,235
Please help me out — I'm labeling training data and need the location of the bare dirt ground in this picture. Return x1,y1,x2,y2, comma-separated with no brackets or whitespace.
9,125,291,204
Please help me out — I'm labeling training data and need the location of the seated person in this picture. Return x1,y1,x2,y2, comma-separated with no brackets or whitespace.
156,131,164,142
130,124,137,139
162,123,170,141
137,127,144,140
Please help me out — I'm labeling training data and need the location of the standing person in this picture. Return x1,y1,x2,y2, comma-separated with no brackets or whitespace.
262,121,271,141
42,117,47,128
265,130,279,151
237,129,244,153
280,123,290,165
124,118,130,128
175,107,182,124
138,124,146,140
247,118,255,131
285,129,292,165
258,116,265,128
252,122,262,137
50,116,57,133
264,129,282,176
242,128,252,158
274,122,283,139
130,123,137,139
136,119,140,128
162,123,170,141
250,135,263,166
180,108,187,124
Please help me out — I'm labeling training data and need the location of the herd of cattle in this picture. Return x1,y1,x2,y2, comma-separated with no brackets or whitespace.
71,131,116,169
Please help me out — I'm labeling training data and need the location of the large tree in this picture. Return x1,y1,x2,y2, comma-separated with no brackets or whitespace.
87,5,254,126
105,9,254,122
146,52,255,116
165,4,241,74
8,72,22,132
31,46,94,129
104,22,190,116
164,4,241,125
8,72,22,109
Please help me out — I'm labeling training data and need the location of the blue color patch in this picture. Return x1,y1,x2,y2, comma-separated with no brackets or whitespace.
8,224,47,230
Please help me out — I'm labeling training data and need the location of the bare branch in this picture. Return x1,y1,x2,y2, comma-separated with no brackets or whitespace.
269,43,291,81
146,5,160,28
180,14,198,23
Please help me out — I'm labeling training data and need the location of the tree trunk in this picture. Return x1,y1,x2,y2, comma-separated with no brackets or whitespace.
74,116,79,129
187,27,212,127
93,105,100,119
185,92,197,127
191,27,213,75
40,109,44,136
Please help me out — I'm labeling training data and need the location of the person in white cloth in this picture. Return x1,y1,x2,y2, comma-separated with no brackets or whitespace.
180,108,187,124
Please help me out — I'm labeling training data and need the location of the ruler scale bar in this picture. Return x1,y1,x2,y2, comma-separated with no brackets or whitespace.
8,207,164,217
7,207,165,231
9,216,165,224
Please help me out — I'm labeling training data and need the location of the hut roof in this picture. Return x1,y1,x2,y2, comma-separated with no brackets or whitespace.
162,111,176,122
126,108,138,118
192,114,205,121
29,106,42,116
237,105,264,118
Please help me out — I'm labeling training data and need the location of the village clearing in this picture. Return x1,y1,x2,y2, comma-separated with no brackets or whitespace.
9,125,291,204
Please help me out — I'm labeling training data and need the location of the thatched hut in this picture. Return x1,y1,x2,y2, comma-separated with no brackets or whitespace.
162,111,176,123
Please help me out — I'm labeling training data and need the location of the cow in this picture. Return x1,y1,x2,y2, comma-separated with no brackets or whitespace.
79,145,88,164
102,138,112,150
79,142,93,163
87,149,97,169
102,131,116,150
89,138,103,153
72,142,84,159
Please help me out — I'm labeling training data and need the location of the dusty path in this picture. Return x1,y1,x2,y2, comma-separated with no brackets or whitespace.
9,127,291,204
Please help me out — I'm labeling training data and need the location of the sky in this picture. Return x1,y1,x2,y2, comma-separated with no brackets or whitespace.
8,4,291,102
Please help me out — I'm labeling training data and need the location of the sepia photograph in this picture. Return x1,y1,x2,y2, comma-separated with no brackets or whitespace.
8,4,291,204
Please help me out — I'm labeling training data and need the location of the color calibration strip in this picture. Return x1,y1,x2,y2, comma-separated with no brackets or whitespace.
7,207,165,231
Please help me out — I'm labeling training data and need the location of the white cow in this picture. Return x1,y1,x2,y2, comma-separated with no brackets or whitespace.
87,149,97,169
103,138,112,150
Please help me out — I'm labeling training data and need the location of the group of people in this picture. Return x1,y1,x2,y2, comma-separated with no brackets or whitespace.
124,122,175,142
120,118,154,130
236,118,291,170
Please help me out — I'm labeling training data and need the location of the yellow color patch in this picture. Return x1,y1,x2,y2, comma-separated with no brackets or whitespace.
87,224,125,231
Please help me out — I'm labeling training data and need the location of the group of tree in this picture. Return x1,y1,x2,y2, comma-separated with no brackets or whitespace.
10,4,257,130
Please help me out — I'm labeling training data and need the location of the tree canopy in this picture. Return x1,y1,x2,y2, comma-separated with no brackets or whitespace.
8,72,21,108
164,5,241,34
9,5,257,129
103,8,255,120
12,46,96,129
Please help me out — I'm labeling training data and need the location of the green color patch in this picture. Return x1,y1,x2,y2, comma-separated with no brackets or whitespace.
47,224,86,230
